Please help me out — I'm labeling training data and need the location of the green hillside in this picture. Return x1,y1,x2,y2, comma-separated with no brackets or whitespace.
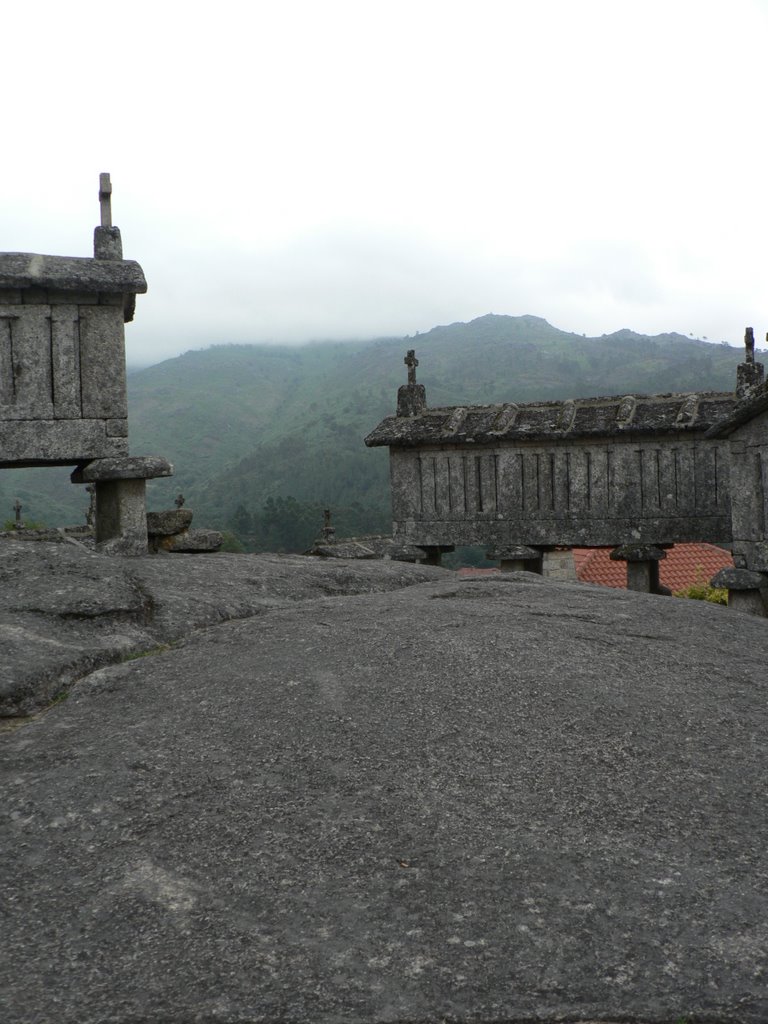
0,314,751,548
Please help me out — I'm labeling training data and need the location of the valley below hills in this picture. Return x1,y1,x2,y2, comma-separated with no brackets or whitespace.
0,314,753,551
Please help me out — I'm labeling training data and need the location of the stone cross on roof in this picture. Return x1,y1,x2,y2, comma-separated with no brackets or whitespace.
404,349,419,384
99,172,112,228
745,327,755,364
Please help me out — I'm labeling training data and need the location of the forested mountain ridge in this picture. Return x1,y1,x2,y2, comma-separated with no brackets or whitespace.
0,315,753,546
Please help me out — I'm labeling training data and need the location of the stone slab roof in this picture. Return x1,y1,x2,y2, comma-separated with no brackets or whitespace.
365,391,737,447
0,252,147,294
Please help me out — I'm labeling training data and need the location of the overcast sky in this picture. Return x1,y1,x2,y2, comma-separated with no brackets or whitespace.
3,0,768,366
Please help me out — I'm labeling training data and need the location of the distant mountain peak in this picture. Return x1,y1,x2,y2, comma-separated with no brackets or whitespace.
469,313,554,327
606,328,642,340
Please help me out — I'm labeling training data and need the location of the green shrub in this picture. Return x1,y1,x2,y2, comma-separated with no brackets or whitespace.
673,571,727,605
219,531,246,553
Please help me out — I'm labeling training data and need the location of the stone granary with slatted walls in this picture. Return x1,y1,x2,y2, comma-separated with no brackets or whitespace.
0,175,172,555
365,341,768,615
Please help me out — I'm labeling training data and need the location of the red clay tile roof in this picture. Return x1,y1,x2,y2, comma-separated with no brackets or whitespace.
573,543,733,591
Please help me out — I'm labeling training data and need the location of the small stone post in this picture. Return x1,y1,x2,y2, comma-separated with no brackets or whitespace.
610,544,669,594
416,545,454,566
711,567,768,617
322,509,336,544
487,545,544,574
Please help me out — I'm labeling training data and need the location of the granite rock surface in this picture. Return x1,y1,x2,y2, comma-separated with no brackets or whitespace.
0,541,446,716
1,545,767,1024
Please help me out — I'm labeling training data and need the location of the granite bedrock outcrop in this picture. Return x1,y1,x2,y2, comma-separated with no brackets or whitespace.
2,542,767,1024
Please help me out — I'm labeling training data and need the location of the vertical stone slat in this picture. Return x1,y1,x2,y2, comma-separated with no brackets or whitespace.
464,454,480,514
676,447,696,514
419,455,436,516
479,454,496,514
389,450,421,520
537,450,554,512
3,305,54,418
50,305,82,418
693,443,719,514
640,447,662,513
609,446,641,518
757,449,768,538
78,306,127,418
523,452,539,512
589,448,609,515
0,312,16,407
658,448,678,512
448,454,466,518
435,455,451,517
496,451,522,514
725,442,758,543
568,449,589,512
552,450,570,512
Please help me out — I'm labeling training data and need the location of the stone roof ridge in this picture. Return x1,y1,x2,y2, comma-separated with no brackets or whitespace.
401,389,733,413
365,389,738,448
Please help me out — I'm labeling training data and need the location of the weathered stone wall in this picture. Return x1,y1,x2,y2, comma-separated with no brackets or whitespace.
389,435,732,548
0,245,146,468
726,407,768,571
0,293,129,466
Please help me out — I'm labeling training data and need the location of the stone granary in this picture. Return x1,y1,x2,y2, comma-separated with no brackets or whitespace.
0,174,172,555
365,338,768,614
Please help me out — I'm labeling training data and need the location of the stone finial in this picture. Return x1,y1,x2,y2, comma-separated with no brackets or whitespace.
174,493,186,509
558,399,577,431
99,173,112,228
13,498,23,528
616,395,637,427
489,403,519,434
94,171,123,260
396,350,427,417
745,327,755,363
405,349,419,384
675,394,699,427
736,326,765,399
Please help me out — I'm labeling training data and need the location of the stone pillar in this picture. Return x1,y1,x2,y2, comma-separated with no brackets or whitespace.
72,456,173,556
711,567,768,617
735,327,765,399
94,478,148,554
416,545,454,566
610,544,669,595
487,545,544,574
397,384,427,417
542,548,577,581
